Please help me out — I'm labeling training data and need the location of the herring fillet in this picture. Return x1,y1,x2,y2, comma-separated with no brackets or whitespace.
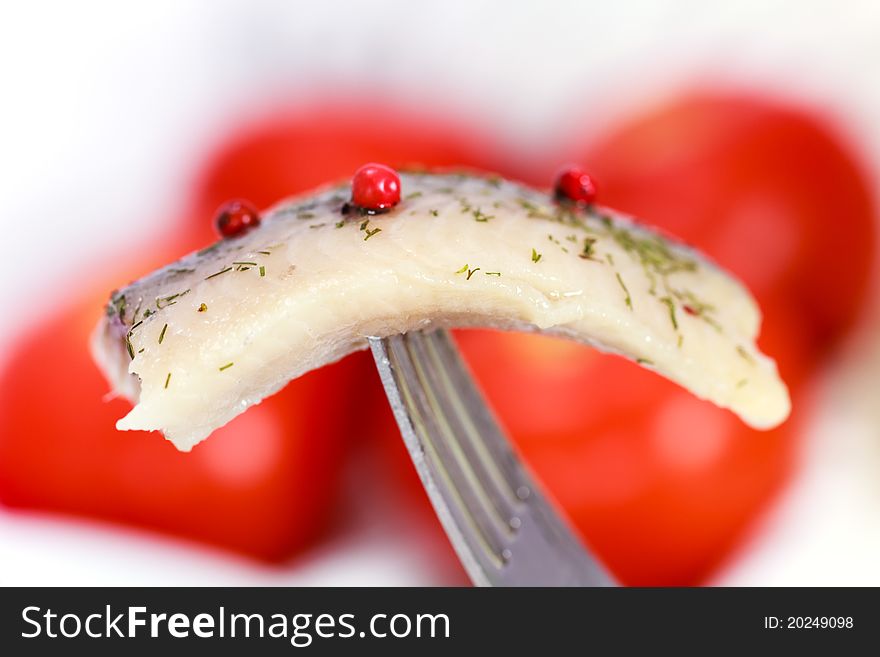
92,173,790,451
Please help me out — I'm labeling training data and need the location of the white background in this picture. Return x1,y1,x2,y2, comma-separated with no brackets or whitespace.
1,0,879,585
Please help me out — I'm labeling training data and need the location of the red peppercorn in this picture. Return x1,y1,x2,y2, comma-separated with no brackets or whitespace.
351,163,401,213
683,305,698,316
554,166,598,205
214,200,261,238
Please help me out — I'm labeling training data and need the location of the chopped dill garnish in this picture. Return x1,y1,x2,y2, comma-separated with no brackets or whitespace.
335,219,346,228
156,289,190,309
309,223,326,229
531,248,542,263
615,272,632,310
675,290,715,315
138,348,145,354
677,334,684,348
109,293,126,320
579,237,598,260
132,299,143,322
126,337,134,360
164,372,172,389
219,362,234,371
298,212,315,220
256,250,272,255
636,358,654,366
455,264,469,274
437,187,454,194
600,215,696,277
359,220,369,231
158,323,168,344
487,175,502,188
259,266,266,277
473,208,493,222
566,234,578,243
405,191,423,200
605,253,615,266
232,261,257,266
466,267,481,280
553,205,585,228
128,320,143,335
702,314,723,333
198,303,207,312
672,290,722,332
364,227,382,241
485,271,502,277
196,243,221,256
429,209,439,217
659,296,678,330
142,309,154,319
205,267,232,281
518,198,553,220
736,345,756,365
205,266,233,280
736,378,748,388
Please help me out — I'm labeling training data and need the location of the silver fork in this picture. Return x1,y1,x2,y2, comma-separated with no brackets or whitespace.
369,329,615,587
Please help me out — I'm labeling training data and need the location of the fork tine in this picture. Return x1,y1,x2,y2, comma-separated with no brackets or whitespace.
423,330,534,503
408,333,520,529
383,332,510,567
370,329,615,587
423,331,602,564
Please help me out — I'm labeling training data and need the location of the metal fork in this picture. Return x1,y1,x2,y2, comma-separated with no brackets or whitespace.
369,329,615,587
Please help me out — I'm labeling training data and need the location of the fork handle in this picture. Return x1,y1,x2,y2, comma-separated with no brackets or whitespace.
370,330,616,587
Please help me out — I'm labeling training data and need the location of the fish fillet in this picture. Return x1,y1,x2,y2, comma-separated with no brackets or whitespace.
92,172,790,451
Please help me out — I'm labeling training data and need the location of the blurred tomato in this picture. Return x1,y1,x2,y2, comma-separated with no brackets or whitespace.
452,318,811,585
0,242,362,560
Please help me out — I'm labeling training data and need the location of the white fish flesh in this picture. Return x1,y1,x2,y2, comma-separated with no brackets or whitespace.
92,173,790,451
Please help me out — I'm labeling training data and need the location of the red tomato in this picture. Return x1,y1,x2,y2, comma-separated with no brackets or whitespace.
0,250,362,561
454,314,812,585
